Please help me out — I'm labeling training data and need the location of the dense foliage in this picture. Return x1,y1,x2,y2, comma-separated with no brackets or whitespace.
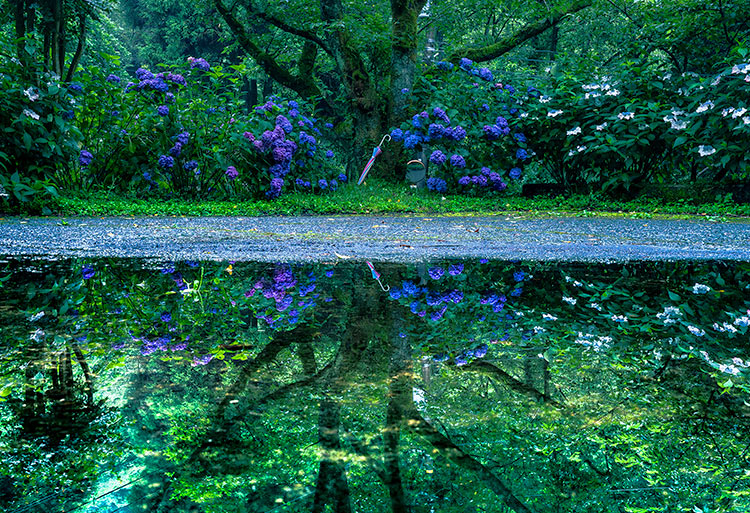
1,258,749,512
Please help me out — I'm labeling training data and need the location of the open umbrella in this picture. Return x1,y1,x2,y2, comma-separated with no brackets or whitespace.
357,134,391,185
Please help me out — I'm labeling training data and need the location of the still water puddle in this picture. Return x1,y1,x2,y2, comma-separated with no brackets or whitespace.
1,258,749,513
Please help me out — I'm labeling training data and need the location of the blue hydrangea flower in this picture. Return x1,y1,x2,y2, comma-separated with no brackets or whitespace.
513,270,525,282
428,267,445,280
427,177,447,193
478,68,493,81
404,134,421,149
106,74,121,84
337,173,347,182
226,166,238,179
184,160,198,171
509,167,522,179
458,176,470,186
318,179,328,189
326,150,335,158
516,149,529,160
82,265,95,279
436,61,454,71
514,133,526,143
449,263,463,275
459,58,473,69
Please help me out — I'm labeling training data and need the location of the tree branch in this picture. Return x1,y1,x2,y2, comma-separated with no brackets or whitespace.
449,0,592,63
245,1,332,56
213,0,329,103
458,360,565,408
403,404,535,513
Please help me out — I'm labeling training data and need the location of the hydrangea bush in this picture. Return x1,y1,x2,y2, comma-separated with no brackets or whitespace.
519,47,750,193
389,58,532,195
0,35,80,206
69,57,342,199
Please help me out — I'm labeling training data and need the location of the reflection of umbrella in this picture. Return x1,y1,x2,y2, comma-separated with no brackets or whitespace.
357,134,391,185
366,260,390,291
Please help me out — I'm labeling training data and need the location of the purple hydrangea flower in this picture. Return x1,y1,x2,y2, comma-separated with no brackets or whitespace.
166,73,186,86
276,115,293,134
459,58,473,69
430,150,447,166
432,107,450,124
161,312,172,323
157,105,169,116
326,150,335,158
450,154,466,168
458,176,470,186
449,126,467,141
483,125,502,140
189,57,210,71
496,116,509,128
428,123,445,139
184,160,198,171
448,263,463,275
158,155,174,168
324,122,333,129
226,166,239,180
478,68,493,81
169,143,182,157
106,74,121,84
136,68,154,80
79,149,93,167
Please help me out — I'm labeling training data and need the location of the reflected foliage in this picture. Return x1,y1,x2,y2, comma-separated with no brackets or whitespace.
1,257,749,512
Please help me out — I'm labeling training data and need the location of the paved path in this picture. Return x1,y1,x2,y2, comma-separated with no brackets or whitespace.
1,215,750,262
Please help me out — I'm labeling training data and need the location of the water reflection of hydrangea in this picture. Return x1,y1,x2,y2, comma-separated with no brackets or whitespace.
82,265,96,279
428,267,445,280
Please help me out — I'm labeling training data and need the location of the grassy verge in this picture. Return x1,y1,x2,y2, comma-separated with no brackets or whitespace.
6,180,750,219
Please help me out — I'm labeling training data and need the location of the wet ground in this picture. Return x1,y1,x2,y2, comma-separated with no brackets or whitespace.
2,214,750,261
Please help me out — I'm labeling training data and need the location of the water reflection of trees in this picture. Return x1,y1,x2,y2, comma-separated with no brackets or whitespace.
0,258,748,512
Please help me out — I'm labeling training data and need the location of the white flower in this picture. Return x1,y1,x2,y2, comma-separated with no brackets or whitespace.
731,107,747,118
692,283,711,294
29,311,45,322
733,315,750,327
731,357,749,367
745,75,750,83
718,364,740,376
696,100,715,113
711,76,721,86
595,122,608,131
567,126,582,136
533,326,547,334
687,325,705,337
584,92,602,99
576,145,587,153
31,328,45,342
662,73,672,80
539,95,552,103
617,111,634,120
542,313,558,321
743,116,750,125
544,66,552,73
582,84,601,91
548,109,564,117
562,296,577,305
22,108,40,120
697,145,716,156
611,314,628,323
605,88,620,96
23,87,39,101
731,63,749,74
520,112,529,118
589,302,602,311
721,107,735,117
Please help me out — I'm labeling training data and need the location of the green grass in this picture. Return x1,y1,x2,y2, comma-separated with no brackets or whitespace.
6,180,750,220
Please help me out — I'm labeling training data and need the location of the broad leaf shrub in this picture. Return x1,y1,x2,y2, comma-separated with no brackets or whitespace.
0,35,79,207
69,58,342,199
519,49,750,194
389,58,532,195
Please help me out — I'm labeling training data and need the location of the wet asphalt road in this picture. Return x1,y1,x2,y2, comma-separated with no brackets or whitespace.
1,215,750,262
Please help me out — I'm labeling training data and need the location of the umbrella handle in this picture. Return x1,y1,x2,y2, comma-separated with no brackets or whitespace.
378,134,391,147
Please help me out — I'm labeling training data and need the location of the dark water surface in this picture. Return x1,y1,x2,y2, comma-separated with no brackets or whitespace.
1,258,749,513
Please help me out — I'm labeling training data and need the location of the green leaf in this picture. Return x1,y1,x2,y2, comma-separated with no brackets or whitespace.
667,290,681,301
